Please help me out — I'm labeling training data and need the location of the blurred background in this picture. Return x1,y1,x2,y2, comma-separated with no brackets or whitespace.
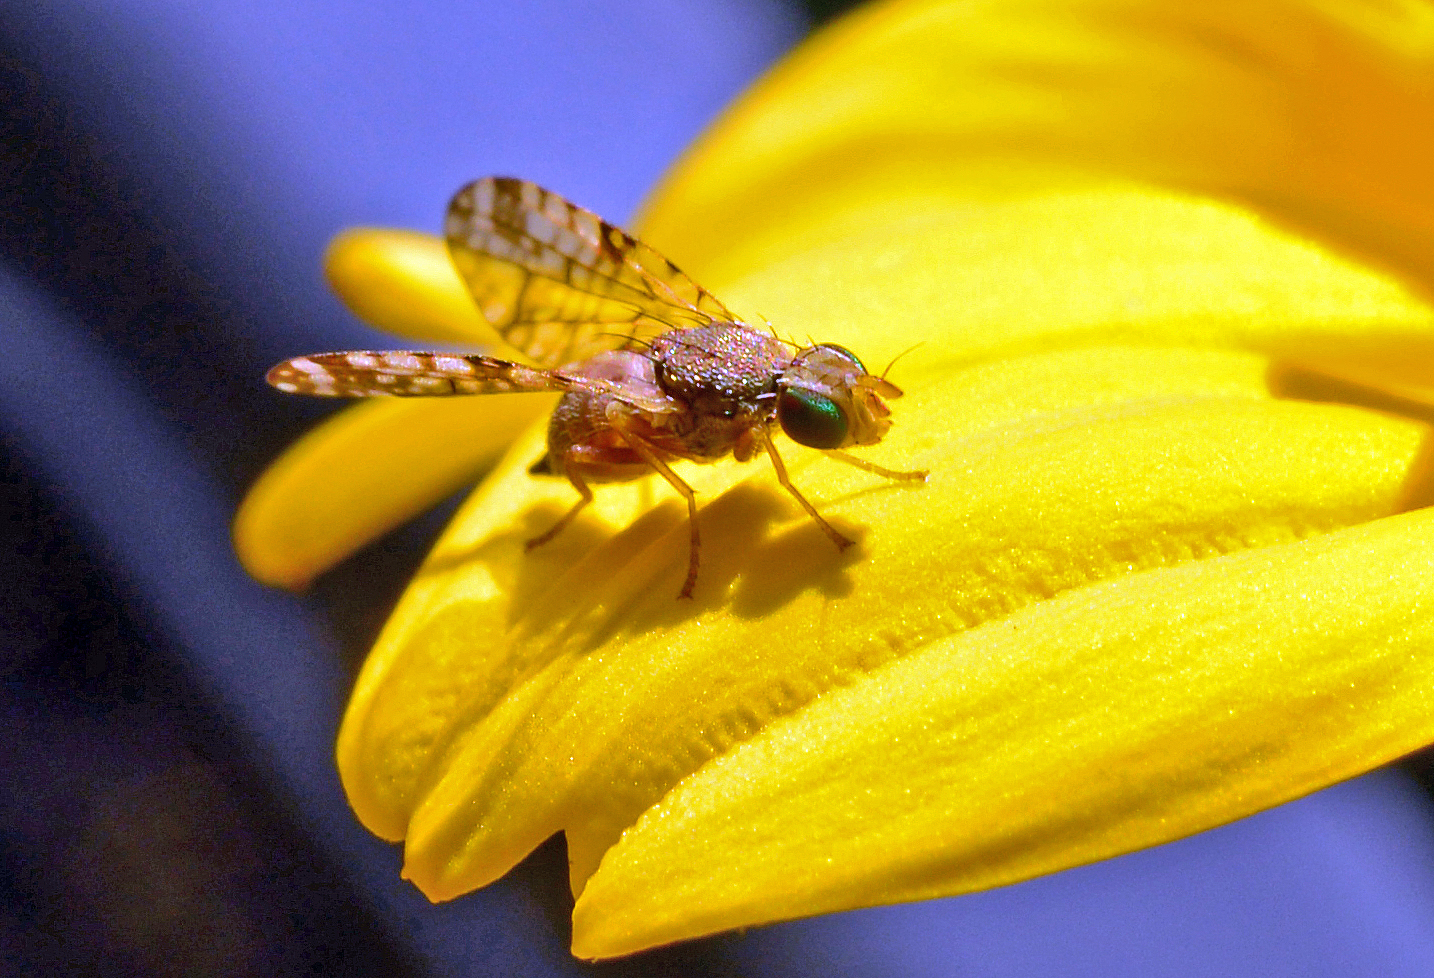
5,1,1434,975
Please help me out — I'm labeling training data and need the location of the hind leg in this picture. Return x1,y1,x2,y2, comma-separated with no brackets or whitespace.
526,468,594,550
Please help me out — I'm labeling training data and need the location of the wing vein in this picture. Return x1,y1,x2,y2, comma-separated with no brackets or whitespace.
444,176,735,368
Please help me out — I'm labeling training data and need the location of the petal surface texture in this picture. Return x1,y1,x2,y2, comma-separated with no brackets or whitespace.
325,0,1434,959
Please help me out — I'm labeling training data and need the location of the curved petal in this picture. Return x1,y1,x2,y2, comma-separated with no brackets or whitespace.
572,504,1434,957
641,0,1434,303
339,341,1429,894
704,185,1434,371
235,394,551,588
325,228,502,346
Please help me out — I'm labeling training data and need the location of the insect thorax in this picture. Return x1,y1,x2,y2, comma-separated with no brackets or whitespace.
649,324,791,414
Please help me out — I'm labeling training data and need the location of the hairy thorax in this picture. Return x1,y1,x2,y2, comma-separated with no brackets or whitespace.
648,324,791,459
650,324,790,409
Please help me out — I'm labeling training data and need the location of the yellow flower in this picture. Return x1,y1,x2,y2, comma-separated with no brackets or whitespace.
237,0,1434,960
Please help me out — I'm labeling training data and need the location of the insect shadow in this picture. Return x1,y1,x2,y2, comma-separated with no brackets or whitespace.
419,480,867,653
725,515,863,618
664,483,864,620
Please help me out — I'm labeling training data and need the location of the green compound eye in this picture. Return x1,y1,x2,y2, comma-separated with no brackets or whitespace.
777,388,849,450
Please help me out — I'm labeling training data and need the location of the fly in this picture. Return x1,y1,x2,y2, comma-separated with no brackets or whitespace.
268,177,926,598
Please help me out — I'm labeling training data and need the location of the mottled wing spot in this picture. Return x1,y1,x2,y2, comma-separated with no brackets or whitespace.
444,176,739,368
264,351,570,398
432,355,473,374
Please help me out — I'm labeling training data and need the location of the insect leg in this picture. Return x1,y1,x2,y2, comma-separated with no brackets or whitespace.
610,429,702,599
526,468,594,550
756,427,854,552
825,448,928,482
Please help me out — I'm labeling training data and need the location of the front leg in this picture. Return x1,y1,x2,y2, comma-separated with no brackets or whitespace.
756,426,854,551
825,448,927,482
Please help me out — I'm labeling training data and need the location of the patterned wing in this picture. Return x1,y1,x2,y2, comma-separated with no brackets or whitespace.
267,351,566,397
445,177,735,368
266,350,680,414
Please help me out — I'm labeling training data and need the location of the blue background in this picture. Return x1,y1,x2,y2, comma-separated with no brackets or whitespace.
5,1,1434,975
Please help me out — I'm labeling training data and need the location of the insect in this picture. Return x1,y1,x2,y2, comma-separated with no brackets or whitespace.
268,177,926,598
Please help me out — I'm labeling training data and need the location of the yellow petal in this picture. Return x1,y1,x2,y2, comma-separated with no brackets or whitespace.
325,228,502,345
339,343,1427,898
707,185,1434,370
235,395,551,589
642,0,1434,298
573,504,1434,957
321,0,1434,958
